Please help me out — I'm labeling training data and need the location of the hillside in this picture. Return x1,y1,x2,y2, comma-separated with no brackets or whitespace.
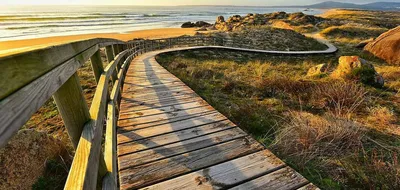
306,1,400,10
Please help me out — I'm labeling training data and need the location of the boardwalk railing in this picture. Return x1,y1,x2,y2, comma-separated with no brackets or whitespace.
0,35,335,190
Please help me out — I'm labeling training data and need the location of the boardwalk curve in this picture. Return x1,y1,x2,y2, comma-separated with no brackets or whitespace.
116,47,322,189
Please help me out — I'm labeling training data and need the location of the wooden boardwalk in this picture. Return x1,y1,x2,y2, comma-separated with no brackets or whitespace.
116,49,318,190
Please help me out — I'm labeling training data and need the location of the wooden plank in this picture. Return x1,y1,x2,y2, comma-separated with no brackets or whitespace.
0,39,98,100
0,44,99,148
52,72,90,149
123,82,185,91
119,136,264,189
118,110,219,132
122,83,190,94
119,100,209,120
118,128,247,169
141,150,286,190
118,121,235,154
118,106,216,127
105,101,118,186
119,94,197,112
229,167,309,190
120,89,195,101
117,113,230,144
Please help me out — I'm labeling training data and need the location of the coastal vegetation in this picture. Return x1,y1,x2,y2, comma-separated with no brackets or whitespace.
155,9,400,190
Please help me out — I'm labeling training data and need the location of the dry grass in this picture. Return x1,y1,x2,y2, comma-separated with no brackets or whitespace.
367,106,396,129
320,24,388,44
272,112,364,166
312,81,368,117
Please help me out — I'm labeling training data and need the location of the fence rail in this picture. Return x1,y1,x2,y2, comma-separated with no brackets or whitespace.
0,35,336,190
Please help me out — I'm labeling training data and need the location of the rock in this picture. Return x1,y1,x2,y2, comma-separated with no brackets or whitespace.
216,16,225,23
307,64,328,77
196,27,208,31
181,21,211,28
195,21,212,27
181,22,195,28
356,38,374,48
227,15,242,23
331,56,384,87
364,26,400,65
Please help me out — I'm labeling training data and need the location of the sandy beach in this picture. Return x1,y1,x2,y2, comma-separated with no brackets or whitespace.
0,28,199,57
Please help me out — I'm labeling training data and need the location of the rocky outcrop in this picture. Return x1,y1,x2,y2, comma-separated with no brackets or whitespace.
364,26,400,65
307,64,328,77
214,12,325,32
331,56,384,87
181,21,212,28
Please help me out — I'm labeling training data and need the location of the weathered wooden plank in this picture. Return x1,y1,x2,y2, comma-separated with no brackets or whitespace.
229,167,309,190
122,83,190,94
0,44,99,148
120,88,195,101
118,106,216,127
118,128,247,169
118,110,219,132
119,136,264,189
119,100,209,120
117,113,230,144
105,101,118,186
141,150,286,190
119,95,197,112
123,82,185,91
0,38,124,100
53,72,90,149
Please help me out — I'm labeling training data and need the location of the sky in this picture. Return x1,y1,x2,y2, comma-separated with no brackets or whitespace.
0,0,399,6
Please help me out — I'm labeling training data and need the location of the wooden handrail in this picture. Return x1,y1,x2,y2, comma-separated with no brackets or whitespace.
0,35,337,190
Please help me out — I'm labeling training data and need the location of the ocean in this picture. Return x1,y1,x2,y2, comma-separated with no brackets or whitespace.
0,5,324,41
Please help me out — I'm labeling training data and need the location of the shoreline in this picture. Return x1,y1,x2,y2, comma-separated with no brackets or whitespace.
0,28,200,57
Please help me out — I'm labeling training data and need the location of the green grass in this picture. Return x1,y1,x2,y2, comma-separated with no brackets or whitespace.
156,48,400,189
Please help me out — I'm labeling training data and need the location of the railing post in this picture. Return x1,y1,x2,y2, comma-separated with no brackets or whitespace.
90,50,104,83
112,45,119,57
53,73,90,149
105,46,114,63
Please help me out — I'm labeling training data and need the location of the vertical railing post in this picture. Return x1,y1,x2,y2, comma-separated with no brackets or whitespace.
53,73,90,149
105,46,114,63
112,44,119,57
90,50,104,83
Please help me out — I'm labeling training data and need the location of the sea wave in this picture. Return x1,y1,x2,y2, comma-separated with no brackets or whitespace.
142,14,170,17
5,22,130,30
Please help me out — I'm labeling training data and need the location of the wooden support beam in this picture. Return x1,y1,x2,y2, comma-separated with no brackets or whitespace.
90,50,104,83
105,46,114,63
53,73,90,149
112,44,119,57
